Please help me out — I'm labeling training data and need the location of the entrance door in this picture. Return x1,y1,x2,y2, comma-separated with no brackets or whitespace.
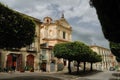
26,54,34,68
41,60,47,72
6,54,13,69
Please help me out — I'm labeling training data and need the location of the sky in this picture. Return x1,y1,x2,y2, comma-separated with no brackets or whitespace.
0,0,109,48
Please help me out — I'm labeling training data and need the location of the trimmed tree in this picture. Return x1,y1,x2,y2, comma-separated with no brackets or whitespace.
88,52,102,71
72,41,83,73
72,41,92,73
53,41,100,73
53,42,74,74
0,3,35,49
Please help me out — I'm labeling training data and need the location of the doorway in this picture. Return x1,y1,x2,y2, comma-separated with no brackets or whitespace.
6,53,22,71
26,54,34,69
40,60,47,72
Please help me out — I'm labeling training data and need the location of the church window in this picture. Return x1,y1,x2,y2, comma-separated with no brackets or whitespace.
41,49,47,60
47,19,49,23
63,31,66,39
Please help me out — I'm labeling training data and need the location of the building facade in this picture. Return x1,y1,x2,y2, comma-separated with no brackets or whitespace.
0,16,42,71
0,14,72,72
90,45,117,71
39,15,72,72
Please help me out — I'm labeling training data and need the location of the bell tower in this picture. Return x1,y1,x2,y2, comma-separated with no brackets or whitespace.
43,16,52,24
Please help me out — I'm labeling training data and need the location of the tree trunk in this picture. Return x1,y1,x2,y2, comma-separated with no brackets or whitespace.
77,61,80,73
83,62,86,72
90,62,93,71
68,60,71,74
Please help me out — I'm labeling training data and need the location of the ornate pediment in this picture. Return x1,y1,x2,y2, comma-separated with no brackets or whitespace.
56,18,71,28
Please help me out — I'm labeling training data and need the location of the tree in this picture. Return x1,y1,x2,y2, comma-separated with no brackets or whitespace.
72,41,92,73
71,41,90,73
80,49,91,72
90,0,120,43
54,41,98,73
53,42,74,73
116,57,120,62
110,42,120,60
88,52,102,71
89,0,120,61
72,41,83,73
0,3,35,49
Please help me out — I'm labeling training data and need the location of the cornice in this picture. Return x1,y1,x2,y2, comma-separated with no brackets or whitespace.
42,38,71,42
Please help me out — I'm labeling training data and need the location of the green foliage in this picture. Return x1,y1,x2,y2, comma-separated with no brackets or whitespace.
116,57,120,62
89,0,120,43
88,52,102,63
110,42,120,59
54,41,102,63
53,41,102,72
53,43,67,58
89,0,120,62
72,41,91,62
53,42,74,61
0,2,35,49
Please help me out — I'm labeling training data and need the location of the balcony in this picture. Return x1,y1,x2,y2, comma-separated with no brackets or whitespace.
26,47,37,53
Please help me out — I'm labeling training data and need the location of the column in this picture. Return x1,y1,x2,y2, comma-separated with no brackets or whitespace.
55,58,58,72
46,61,50,72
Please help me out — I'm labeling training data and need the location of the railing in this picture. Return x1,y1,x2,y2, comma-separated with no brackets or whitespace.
26,47,37,53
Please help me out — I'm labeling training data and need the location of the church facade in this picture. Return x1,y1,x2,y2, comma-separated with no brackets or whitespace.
40,15,72,72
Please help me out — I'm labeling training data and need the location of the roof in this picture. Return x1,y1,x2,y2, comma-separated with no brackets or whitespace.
57,17,71,28
90,45,110,51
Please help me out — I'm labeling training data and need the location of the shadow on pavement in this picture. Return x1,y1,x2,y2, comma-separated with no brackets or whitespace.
62,70,103,77
109,72,120,80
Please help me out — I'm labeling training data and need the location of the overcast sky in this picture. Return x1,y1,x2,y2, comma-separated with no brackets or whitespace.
0,0,109,48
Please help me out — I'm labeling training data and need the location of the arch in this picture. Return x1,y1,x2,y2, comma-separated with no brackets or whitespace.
50,62,55,72
40,61,47,72
6,53,22,71
26,54,34,69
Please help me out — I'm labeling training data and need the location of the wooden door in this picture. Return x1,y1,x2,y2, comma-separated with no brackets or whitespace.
6,54,13,69
26,54,34,68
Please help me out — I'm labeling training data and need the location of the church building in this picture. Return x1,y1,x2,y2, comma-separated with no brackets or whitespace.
40,14,72,72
